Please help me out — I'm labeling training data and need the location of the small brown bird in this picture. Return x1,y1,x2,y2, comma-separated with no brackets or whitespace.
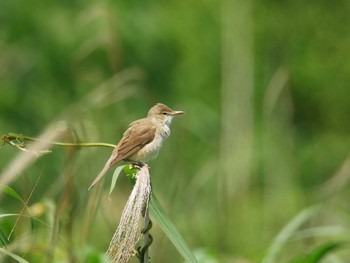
88,103,184,190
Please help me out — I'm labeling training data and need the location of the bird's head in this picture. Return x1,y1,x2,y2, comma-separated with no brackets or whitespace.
148,103,184,126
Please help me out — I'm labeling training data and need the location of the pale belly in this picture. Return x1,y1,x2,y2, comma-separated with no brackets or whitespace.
129,132,168,162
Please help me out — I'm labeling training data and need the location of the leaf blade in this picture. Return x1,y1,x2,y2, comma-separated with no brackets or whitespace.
0,228,10,246
150,194,198,263
0,185,25,204
0,247,29,263
290,242,346,263
109,165,125,195
262,205,321,263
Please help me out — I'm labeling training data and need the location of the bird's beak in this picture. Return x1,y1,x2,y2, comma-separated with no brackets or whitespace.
171,110,185,116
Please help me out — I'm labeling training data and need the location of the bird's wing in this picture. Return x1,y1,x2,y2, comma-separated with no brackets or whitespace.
110,119,156,165
88,119,156,190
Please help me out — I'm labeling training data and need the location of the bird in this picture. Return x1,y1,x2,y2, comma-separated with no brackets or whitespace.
88,103,184,190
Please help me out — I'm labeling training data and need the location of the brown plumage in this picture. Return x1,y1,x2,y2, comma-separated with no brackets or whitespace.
88,103,184,190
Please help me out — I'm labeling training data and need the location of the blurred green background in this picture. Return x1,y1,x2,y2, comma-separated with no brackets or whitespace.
1,0,350,262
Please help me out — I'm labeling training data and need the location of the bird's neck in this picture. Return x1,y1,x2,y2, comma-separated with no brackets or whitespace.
161,123,170,137
150,117,171,137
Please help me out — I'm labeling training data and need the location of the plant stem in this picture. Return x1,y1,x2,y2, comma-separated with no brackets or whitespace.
1,133,116,149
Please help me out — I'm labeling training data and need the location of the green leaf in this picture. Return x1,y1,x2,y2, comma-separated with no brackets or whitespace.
290,242,346,263
109,165,125,195
0,228,10,246
150,194,198,263
0,213,18,219
0,247,29,263
0,185,25,204
262,205,321,263
0,213,49,230
0,186,36,233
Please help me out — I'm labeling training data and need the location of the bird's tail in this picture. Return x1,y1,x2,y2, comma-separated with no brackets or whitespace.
88,162,111,190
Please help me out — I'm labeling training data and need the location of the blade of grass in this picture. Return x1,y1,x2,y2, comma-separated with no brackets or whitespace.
0,185,25,204
0,213,20,219
109,165,125,195
150,194,198,263
290,242,346,263
0,228,10,246
1,170,42,240
0,247,29,263
0,186,31,240
262,205,320,263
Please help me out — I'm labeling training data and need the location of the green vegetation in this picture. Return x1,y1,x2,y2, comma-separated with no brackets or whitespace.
1,0,350,262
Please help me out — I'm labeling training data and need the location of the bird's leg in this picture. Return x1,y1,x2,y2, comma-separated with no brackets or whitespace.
135,161,147,168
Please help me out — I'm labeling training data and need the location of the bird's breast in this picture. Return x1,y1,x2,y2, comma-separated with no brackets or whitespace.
130,125,170,162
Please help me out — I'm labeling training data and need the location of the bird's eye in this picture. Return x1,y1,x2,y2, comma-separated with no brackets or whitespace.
162,112,167,115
